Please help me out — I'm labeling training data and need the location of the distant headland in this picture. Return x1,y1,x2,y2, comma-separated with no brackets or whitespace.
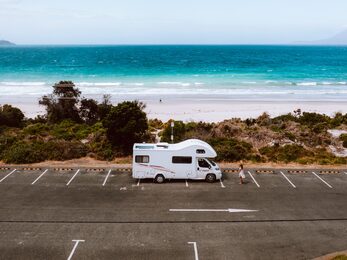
0,40,16,46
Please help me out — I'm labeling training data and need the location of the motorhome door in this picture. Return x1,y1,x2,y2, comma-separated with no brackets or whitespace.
196,158,211,179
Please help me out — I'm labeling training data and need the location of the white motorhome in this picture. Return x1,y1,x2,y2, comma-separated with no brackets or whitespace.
132,139,222,183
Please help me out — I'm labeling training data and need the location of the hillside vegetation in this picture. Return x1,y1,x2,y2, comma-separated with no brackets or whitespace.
0,81,347,165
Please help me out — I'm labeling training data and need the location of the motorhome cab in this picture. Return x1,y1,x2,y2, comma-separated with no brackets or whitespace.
132,139,222,183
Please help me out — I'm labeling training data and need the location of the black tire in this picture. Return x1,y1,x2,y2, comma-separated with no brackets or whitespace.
206,174,216,183
155,174,165,184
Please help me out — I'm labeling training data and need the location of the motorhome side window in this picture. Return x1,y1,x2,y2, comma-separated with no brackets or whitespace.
196,149,206,154
135,155,150,163
172,156,192,164
198,158,210,168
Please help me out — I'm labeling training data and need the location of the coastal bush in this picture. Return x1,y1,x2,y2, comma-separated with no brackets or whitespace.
23,123,51,136
2,140,88,164
340,134,347,148
209,138,254,162
259,144,313,163
79,98,99,125
330,112,347,127
2,142,46,164
0,104,24,128
39,81,81,123
161,120,186,143
298,112,331,128
103,101,148,155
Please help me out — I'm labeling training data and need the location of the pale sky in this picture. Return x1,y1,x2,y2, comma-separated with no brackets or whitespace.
0,0,347,44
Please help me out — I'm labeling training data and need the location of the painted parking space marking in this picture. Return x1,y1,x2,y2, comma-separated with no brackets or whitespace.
67,239,85,260
312,172,333,188
102,169,112,186
344,172,347,175
280,171,296,188
247,171,260,188
66,169,80,186
219,179,225,188
187,242,199,260
0,169,16,183
186,180,189,187
170,208,258,213
31,169,48,185
137,179,141,186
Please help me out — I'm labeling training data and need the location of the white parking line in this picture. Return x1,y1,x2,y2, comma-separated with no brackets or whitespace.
31,169,48,185
0,169,16,183
66,169,80,186
280,171,296,188
170,208,258,213
102,169,112,186
344,172,347,175
220,179,225,188
67,239,85,260
187,242,199,260
137,179,141,186
312,172,333,188
186,180,189,187
247,171,260,188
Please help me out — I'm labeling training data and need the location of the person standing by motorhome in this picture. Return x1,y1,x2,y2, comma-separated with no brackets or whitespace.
239,164,246,184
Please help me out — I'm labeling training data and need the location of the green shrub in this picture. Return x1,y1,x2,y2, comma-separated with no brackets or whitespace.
340,134,347,148
298,112,331,127
2,142,46,164
0,104,25,128
23,123,51,136
103,101,148,155
260,144,313,163
209,138,254,162
2,140,88,164
161,120,186,143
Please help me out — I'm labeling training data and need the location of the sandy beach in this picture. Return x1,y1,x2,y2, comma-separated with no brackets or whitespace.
1,95,347,122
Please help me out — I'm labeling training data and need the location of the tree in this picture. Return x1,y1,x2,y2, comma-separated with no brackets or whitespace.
79,98,99,125
39,81,81,123
103,101,148,154
161,120,186,143
98,94,113,120
0,104,24,128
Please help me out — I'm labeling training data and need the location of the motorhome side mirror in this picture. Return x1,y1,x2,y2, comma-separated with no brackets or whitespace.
197,167,199,170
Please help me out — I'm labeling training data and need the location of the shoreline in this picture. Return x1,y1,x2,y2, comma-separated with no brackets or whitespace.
1,95,347,122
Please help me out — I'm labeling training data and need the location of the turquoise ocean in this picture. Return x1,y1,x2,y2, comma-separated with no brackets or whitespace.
0,45,347,101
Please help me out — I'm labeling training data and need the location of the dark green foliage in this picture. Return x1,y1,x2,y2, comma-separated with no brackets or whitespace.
103,101,148,155
0,104,24,128
161,120,186,143
331,113,347,128
340,134,347,148
97,94,113,120
209,138,254,162
39,81,81,123
79,98,99,125
259,144,313,163
2,141,87,164
298,112,331,127
272,113,297,123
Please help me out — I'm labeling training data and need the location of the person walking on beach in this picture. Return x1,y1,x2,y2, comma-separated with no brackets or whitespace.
239,164,246,184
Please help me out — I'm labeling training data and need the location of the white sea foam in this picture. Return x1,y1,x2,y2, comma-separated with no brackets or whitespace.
242,81,257,84
76,82,122,87
296,82,317,86
1,81,46,86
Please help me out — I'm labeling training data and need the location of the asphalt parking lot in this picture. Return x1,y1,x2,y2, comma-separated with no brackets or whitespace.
0,167,346,260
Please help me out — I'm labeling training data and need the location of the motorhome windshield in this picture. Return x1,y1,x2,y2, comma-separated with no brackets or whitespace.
206,159,216,166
